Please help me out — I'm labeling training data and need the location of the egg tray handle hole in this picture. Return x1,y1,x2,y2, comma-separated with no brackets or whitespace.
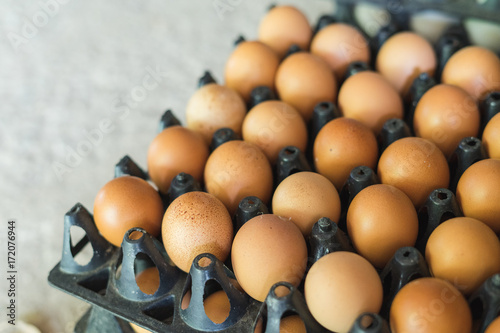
283,147,297,156
436,191,449,201
464,138,478,147
490,92,500,101
196,255,214,269
127,229,145,241
272,283,292,299
360,313,377,329
70,226,93,266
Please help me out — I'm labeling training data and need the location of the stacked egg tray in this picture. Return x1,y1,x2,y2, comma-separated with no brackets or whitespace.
48,1,500,332
332,0,500,26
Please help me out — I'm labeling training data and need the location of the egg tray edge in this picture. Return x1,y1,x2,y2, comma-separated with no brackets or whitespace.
47,223,264,333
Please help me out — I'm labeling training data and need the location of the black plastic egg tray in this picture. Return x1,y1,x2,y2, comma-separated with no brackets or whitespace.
48,1,500,332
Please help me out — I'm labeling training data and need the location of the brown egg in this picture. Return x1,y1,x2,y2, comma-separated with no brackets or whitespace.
425,217,500,295
347,184,418,268
181,290,191,310
442,46,500,100
147,126,209,194
204,140,273,215
254,315,306,333
378,137,449,207
242,101,307,163
224,41,280,102
275,52,337,121
203,290,231,324
162,191,233,273
129,266,162,331
456,159,500,232
93,176,164,247
231,214,307,302
254,318,265,332
305,251,383,333
186,83,246,145
258,5,312,58
390,277,472,333
485,317,500,333
130,323,152,333
483,112,500,159
376,32,436,95
135,266,160,295
310,23,370,79
272,171,341,236
314,118,378,190
414,84,480,157
338,71,403,134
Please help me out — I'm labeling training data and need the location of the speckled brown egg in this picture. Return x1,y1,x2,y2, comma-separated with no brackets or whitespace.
242,100,307,163
338,71,403,134
162,191,233,273
314,118,378,190
186,83,247,145
378,137,449,207
272,171,341,236
225,41,280,102
413,84,480,158
347,184,418,268
376,32,436,95
258,5,312,58
93,176,164,247
147,126,209,194
310,23,371,79
231,214,307,302
483,112,500,159
305,251,383,333
204,140,273,215
425,217,500,295
456,159,500,233
442,46,500,100
390,277,472,333
275,52,337,121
